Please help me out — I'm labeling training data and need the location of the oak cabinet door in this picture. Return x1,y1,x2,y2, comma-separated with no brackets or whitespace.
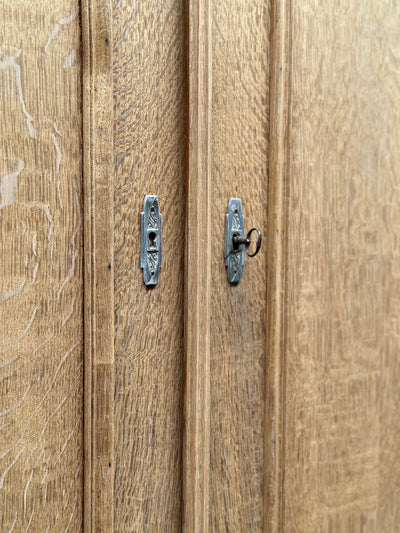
112,1,186,530
273,2,400,531
183,1,269,531
2,0,400,532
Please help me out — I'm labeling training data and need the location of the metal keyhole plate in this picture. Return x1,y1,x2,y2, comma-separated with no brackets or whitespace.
225,198,245,284
225,198,262,283
141,195,162,286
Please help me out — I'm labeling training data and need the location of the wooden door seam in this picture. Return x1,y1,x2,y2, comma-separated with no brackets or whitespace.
265,0,292,531
81,1,114,531
183,0,213,531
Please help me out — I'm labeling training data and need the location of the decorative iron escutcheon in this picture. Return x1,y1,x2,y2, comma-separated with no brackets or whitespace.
225,198,262,283
141,195,162,286
225,198,245,283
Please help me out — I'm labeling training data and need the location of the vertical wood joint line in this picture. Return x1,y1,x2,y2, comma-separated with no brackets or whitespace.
82,0,114,531
184,0,212,531
265,0,291,532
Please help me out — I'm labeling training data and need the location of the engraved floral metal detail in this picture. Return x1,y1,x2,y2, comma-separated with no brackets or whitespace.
141,195,162,286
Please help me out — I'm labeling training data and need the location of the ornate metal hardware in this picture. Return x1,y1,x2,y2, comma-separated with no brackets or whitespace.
225,198,262,283
141,195,162,286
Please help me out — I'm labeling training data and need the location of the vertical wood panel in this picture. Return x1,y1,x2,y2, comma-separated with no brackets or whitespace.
113,1,186,530
264,0,290,530
209,1,270,530
184,0,212,531
185,1,270,530
278,1,400,530
0,1,83,530
82,0,114,531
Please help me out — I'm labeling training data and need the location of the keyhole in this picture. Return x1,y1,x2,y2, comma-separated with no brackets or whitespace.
232,232,240,250
149,231,157,248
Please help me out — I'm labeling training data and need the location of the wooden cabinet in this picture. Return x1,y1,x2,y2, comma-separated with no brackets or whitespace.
1,0,399,531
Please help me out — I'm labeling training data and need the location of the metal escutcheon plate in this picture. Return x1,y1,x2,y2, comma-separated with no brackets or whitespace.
225,198,245,284
141,195,162,286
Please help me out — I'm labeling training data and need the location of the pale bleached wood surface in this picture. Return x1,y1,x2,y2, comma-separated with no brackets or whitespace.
279,1,400,530
0,1,83,530
113,0,186,530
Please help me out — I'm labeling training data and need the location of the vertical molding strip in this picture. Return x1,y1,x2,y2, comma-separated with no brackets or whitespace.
265,0,291,532
81,1,114,532
183,0,212,531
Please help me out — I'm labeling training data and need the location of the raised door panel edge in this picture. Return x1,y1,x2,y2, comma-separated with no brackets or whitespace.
81,1,114,531
184,0,212,531
265,0,291,531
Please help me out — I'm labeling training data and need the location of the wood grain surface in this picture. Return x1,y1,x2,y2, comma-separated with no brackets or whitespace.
81,0,114,531
3,2,398,531
264,0,290,530
183,0,212,531
0,0,83,531
209,1,270,530
113,0,186,530
277,1,400,531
